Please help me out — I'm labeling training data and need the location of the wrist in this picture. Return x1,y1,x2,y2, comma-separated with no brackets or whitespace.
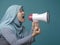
32,33,36,37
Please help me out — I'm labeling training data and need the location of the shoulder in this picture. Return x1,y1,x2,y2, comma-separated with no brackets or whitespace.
0,26,16,35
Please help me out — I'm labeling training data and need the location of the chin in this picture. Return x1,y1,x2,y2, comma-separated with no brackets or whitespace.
21,19,25,23
22,21,24,23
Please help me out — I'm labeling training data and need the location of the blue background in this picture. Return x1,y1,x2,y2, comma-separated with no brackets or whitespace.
0,0,60,45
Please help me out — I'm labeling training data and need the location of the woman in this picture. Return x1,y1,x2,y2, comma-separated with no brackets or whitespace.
0,5,40,45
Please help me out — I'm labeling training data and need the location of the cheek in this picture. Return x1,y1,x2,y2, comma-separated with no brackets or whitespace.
17,13,22,20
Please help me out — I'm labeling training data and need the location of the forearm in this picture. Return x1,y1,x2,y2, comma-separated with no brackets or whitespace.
1,28,34,45
15,35,32,45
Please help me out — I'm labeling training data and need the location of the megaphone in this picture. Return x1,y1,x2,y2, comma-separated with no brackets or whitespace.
28,12,49,23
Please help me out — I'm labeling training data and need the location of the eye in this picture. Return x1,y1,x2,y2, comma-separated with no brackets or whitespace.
19,9,22,12
19,8,24,13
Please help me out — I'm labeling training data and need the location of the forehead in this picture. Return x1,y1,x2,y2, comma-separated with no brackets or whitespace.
19,6,24,11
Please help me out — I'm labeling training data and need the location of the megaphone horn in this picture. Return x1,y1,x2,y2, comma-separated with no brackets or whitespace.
28,12,49,23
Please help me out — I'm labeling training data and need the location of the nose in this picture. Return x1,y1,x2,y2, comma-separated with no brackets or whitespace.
22,11,25,15
22,11,24,14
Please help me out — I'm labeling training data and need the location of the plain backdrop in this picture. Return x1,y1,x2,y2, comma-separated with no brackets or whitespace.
0,0,60,45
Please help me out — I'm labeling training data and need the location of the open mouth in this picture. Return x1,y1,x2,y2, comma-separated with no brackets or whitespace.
22,16,25,19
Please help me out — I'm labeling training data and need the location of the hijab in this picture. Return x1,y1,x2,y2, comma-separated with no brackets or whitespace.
0,5,24,39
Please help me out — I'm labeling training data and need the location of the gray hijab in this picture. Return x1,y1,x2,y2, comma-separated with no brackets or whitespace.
0,5,24,39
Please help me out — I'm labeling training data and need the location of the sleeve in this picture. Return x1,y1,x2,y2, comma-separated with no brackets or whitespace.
1,28,33,45
22,26,35,44
29,37,35,43
28,31,35,43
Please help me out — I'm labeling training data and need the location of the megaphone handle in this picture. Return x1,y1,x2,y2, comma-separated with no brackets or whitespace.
32,22,39,29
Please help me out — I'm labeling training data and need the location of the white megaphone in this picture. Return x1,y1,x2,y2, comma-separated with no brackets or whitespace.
28,12,49,23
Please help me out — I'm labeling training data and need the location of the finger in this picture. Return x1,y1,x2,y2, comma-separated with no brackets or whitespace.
32,22,35,29
35,27,40,31
34,27,39,31
35,22,39,27
32,22,39,27
36,28,40,34
32,22,35,27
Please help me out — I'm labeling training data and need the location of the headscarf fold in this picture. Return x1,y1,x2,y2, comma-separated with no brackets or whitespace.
0,5,24,39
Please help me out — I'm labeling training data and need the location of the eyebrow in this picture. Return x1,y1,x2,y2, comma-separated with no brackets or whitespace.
19,6,24,11
20,9,24,12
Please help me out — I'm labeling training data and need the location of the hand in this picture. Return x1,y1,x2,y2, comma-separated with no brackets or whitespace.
32,22,40,37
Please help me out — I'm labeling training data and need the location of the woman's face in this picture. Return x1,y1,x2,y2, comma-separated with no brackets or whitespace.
17,8,25,22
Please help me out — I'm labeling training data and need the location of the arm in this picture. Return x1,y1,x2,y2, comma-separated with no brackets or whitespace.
22,26,35,43
28,30,35,43
1,28,33,45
